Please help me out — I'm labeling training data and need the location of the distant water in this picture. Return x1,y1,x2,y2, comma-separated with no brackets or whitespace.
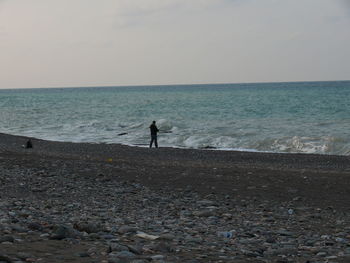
1,81,350,155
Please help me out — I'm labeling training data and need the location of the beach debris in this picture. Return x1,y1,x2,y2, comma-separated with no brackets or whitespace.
293,196,302,201
22,139,33,149
160,130,172,134
203,145,216,149
107,158,113,162
135,231,159,240
217,231,234,238
118,132,128,136
288,209,294,215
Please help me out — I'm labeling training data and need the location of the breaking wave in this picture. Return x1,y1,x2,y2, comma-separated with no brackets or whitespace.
0,82,350,155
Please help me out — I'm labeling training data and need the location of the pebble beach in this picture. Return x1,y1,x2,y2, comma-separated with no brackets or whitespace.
0,133,349,263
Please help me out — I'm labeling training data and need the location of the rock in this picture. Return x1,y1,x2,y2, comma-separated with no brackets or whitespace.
135,231,159,240
78,252,90,257
73,222,102,233
39,233,50,238
27,222,43,231
193,210,215,217
88,233,100,240
10,225,27,233
102,234,115,240
264,247,298,256
152,242,174,253
127,245,143,255
0,235,14,243
159,233,175,241
241,249,260,257
265,237,276,243
305,239,316,246
50,225,80,240
196,200,216,206
117,226,137,234
151,255,165,260
316,252,327,257
275,230,295,237
335,237,347,243
1,242,13,245
108,243,129,253
185,236,202,244
325,256,338,260
110,251,136,259
15,252,33,260
107,258,122,263
325,241,335,246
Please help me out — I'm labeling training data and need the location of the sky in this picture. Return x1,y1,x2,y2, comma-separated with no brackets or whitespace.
0,0,349,89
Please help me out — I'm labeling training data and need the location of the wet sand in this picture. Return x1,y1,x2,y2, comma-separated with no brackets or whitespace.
0,133,349,262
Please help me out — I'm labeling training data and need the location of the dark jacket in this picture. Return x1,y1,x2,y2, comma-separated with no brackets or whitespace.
150,124,159,135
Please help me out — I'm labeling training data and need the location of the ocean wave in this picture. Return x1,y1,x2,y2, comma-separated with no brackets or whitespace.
2,126,350,155
1,82,350,155
1,115,349,155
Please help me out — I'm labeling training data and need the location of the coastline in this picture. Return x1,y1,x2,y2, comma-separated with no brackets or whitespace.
0,132,350,262
4,130,350,158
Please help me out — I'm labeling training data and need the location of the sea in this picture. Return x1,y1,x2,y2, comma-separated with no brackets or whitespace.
1,81,350,156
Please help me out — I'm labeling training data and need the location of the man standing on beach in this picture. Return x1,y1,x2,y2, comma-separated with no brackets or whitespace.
149,121,159,148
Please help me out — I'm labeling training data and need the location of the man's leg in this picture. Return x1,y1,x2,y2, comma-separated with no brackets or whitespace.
155,136,158,148
150,137,154,148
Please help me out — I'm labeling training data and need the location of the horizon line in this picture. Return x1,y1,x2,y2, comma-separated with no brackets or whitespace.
1,79,350,91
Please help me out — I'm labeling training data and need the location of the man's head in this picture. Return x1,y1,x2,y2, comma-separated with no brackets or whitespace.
152,121,156,124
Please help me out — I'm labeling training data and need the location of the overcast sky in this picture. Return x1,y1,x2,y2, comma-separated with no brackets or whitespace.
0,0,349,89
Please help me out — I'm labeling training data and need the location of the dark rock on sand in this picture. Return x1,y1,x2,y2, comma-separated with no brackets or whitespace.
50,225,81,240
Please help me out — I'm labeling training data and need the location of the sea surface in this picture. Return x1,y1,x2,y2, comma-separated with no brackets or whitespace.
1,81,350,155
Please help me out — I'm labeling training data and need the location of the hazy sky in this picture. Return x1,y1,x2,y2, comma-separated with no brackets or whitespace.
0,0,349,89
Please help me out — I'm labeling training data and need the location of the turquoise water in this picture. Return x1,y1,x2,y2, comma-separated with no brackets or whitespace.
1,81,350,155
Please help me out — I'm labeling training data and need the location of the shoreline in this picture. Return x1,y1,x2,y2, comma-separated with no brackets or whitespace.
1,131,350,158
1,132,350,262
0,132,350,157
